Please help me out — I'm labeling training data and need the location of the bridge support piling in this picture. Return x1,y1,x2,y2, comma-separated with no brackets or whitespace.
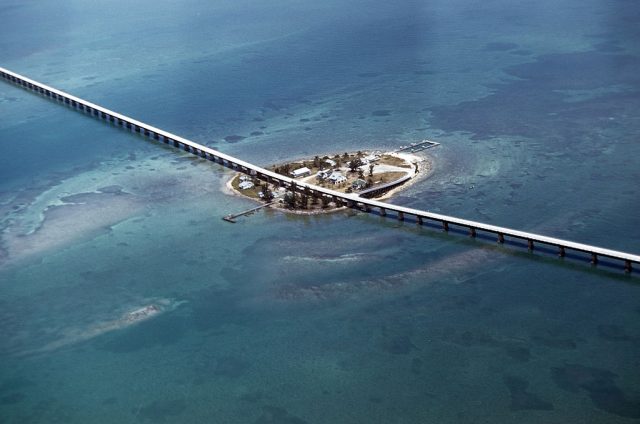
591,253,598,265
528,240,534,251
558,246,566,257
417,216,423,225
470,227,476,238
625,260,633,273
442,221,449,232
397,211,404,221
498,233,505,243
380,207,386,216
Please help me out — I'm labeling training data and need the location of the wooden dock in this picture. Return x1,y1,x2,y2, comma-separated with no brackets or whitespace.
223,201,277,223
396,139,440,153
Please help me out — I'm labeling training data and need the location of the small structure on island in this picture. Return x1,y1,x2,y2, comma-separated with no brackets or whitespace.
316,169,333,180
363,153,380,163
238,180,255,190
325,159,337,167
328,172,347,185
352,179,367,190
291,167,311,178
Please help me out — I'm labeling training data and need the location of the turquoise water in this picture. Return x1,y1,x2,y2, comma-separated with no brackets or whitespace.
1,0,640,422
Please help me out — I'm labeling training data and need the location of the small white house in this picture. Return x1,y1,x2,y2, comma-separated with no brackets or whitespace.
328,172,347,185
363,154,380,163
291,167,311,178
238,181,254,190
324,159,337,167
316,170,333,180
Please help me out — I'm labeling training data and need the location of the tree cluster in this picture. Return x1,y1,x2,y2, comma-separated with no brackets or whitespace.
348,157,364,173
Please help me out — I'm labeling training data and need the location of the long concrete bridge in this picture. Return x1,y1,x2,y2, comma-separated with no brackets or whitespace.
2,66,639,273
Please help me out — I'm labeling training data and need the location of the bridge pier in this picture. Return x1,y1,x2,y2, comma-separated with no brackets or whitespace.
558,246,566,257
442,221,449,232
528,240,534,251
591,253,598,265
469,227,476,238
398,211,404,221
498,233,505,243
625,260,633,273
417,216,423,225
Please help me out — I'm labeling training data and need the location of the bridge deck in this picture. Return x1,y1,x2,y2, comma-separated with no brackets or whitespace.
2,66,638,271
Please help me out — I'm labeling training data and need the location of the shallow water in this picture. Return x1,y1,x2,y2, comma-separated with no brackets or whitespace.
1,0,640,422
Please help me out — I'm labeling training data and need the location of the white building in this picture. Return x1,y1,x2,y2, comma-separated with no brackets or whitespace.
291,167,311,178
328,172,347,185
316,170,333,180
238,181,255,190
324,159,337,167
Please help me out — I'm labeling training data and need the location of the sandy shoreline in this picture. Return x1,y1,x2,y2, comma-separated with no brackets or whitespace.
223,151,434,216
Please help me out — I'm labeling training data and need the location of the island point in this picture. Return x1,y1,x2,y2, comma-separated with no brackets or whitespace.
228,150,430,213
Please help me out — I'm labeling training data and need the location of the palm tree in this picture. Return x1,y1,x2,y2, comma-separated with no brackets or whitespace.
260,183,273,202
284,191,296,209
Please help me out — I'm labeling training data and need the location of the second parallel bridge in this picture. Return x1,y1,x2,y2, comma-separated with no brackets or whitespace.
1,66,638,273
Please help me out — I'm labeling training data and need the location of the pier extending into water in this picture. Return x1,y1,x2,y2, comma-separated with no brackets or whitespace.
395,139,440,153
2,66,639,273
223,201,277,223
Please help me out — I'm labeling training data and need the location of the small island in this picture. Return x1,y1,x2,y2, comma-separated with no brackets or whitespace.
227,150,429,214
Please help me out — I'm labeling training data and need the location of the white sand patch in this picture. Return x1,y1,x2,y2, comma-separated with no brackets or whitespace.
0,152,220,267
282,253,370,264
19,298,187,356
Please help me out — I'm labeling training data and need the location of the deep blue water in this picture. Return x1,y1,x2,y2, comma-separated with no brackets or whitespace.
1,0,639,422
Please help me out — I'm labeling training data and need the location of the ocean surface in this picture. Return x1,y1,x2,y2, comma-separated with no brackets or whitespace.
1,0,639,422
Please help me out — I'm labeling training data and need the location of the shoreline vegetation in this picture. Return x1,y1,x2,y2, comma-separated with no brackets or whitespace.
225,150,431,215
